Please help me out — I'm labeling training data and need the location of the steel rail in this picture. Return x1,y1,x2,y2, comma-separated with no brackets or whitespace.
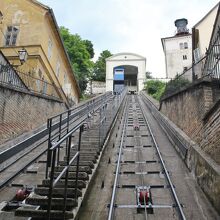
108,96,128,220
138,96,186,220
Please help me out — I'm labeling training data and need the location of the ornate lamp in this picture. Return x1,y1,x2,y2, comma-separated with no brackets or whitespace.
18,48,28,65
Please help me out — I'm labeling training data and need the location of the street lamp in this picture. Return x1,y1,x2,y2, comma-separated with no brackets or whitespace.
18,48,28,65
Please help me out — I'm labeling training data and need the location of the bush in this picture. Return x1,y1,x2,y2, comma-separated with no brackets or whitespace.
162,76,190,97
144,80,166,101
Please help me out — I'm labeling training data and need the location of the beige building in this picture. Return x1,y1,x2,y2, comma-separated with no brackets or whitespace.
0,0,80,105
192,3,220,62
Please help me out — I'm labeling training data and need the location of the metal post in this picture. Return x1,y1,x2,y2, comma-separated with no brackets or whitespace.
46,118,52,179
75,125,83,200
63,135,72,219
47,148,57,220
57,114,62,166
66,110,71,157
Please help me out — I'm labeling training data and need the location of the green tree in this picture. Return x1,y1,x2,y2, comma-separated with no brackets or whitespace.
59,26,94,92
144,80,166,100
83,40,95,59
93,50,112,81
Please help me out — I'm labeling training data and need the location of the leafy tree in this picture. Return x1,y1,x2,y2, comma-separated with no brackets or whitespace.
144,80,166,100
59,26,94,92
93,50,112,81
83,40,95,59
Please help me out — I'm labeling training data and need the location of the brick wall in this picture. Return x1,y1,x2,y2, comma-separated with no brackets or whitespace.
0,85,67,145
160,79,220,164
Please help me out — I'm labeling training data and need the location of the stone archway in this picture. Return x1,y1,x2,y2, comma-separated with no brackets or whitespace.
106,52,146,93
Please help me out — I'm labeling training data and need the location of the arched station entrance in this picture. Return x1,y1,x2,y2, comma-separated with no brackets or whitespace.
106,52,146,93
113,65,138,93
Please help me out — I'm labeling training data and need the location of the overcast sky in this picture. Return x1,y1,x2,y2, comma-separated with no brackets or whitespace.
40,0,219,78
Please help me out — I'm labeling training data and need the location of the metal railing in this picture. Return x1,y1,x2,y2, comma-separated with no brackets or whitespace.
162,26,220,99
0,52,64,100
0,52,28,90
45,90,126,219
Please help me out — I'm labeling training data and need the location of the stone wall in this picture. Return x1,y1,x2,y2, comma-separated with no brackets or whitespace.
142,91,220,214
0,85,67,145
160,79,220,164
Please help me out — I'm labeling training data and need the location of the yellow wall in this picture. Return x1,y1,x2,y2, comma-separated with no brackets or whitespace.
194,5,218,58
0,0,80,104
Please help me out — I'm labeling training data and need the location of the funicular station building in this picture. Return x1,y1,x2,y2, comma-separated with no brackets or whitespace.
106,52,146,93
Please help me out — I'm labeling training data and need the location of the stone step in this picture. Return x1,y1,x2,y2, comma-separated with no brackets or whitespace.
40,179,86,189
64,155,97,163
70,147,100,153
25,194,78,208
52,171,89,181
35,187,82,197
59,160,94,168
15,207,73,219
69,151,99,159
54,165,92,174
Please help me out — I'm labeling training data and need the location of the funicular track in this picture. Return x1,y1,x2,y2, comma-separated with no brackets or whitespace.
108,94,186,220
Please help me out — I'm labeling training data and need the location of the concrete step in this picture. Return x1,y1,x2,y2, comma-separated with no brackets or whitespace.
52,171,89,181
70,147,100,153
40,179,86,189
64,155,97,163
59,160,94,168
69,151,99,159
15,207,73,219
54,165,92,174
35,187,82,197
25,194,78,208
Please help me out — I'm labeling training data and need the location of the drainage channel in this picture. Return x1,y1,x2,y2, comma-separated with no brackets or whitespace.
108,94,186,220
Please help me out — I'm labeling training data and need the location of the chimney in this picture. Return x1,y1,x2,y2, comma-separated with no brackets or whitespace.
175,18,189,35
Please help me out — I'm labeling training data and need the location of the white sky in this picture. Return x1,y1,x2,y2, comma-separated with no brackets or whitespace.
40,0,219,78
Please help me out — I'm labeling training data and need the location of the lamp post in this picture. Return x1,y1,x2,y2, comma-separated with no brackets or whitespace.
18,48,28,65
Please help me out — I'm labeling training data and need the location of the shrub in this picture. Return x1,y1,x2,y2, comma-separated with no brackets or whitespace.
144,80,166,100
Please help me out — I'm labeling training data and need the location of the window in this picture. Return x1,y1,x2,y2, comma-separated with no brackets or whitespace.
183,55,187,60
56,61,60,78
179,43,184,49
64,72,68,84
5,26,19,46
48,38,53,59
184,42,188,49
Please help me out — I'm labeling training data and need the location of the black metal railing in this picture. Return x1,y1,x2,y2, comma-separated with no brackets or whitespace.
162,26,220,99
0,52,28,90
202,26,220,79
45,89,126,219
0,51,64,100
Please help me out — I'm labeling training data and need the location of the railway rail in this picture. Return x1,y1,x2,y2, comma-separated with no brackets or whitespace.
108,94,186,220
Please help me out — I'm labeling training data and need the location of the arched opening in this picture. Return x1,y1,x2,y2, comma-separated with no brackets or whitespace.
113,65,138,93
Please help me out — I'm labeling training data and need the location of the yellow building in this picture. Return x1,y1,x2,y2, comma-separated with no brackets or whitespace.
0,0,80,105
